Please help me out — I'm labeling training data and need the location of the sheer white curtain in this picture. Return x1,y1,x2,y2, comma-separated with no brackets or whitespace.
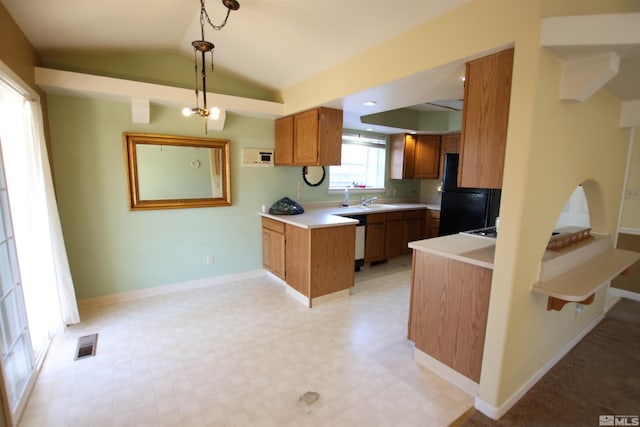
25,100,80,326
0,75,79,365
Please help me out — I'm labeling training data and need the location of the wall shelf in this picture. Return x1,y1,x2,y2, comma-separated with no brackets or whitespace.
532,248,640,311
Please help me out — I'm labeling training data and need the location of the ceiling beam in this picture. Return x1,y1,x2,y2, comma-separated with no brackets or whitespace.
34,67,284,121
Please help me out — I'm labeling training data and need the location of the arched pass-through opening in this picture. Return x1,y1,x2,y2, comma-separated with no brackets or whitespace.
533,179,640,311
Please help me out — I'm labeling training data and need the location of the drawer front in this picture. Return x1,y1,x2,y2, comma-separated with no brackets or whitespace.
385,211,403,222
403,209,423,220
429,209,441,219
366,213,386,224
262,217,285,233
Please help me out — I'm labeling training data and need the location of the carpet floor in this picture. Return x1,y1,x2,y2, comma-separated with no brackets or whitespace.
461,298,640,427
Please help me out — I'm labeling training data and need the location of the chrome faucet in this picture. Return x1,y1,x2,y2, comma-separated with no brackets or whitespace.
360,196,378,206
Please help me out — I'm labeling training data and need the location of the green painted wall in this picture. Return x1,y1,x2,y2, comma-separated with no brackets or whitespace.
48,94,419,299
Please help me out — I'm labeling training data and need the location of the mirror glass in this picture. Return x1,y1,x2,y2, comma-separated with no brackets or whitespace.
124,133,231,210
302,166,325,187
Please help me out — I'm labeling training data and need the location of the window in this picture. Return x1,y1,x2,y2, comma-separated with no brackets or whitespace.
329,134,386,190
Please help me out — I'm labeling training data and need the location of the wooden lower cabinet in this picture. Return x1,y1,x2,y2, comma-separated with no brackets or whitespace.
408,250,492,382
403,210,423,252
262,217,355,307
365,210,426,262
262,218,285,279
426,209,441,238
384,212,405,259
365,214,386,263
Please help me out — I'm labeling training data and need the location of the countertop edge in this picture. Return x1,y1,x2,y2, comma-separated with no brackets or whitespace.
259,203,440,229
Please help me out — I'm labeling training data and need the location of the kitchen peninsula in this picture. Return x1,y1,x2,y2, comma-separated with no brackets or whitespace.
407,230,640,395
260,203,438,307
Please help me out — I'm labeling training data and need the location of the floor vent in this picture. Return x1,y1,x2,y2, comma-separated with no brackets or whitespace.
74,333,98,360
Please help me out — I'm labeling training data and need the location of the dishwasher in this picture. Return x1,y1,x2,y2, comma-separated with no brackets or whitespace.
345,215,366,271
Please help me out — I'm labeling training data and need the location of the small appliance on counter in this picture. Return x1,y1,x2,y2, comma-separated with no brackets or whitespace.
439,153,501,236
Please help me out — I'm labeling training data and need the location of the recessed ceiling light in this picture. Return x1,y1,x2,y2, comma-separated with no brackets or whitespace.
363,101,377,107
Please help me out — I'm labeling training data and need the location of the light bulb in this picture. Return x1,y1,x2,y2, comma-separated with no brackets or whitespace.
210,107,220,120
182,107,193,117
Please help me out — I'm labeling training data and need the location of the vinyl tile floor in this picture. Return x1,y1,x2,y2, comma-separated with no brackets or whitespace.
19,257,473,427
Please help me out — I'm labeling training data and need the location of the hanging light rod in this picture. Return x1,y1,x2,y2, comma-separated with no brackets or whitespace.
183,0,240,133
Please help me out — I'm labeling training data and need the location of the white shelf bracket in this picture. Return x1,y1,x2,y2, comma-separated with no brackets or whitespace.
130,98,150,124
560,52,620,102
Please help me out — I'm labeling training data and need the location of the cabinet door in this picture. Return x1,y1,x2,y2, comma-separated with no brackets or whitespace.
293,109,319,165
403,211,423,253
365,222,385,262
439,133,460,179
390,134,415,179
459,49,513,188
414,135,441,179
384,212,405,259
316,107,343,166
262,229,285,279
274,115,294,165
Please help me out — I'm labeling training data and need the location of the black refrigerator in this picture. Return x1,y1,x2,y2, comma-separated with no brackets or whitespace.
438,153,501,236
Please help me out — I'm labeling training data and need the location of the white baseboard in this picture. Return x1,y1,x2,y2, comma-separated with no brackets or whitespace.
413,348,479,396
78,269,267,310
608,286,640,302
618,227,640,236
280,280,352,308
474,312,604,419
312,289,351,307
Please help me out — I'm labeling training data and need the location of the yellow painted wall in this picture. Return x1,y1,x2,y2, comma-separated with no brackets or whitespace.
620,129,640,229
278,0,637,412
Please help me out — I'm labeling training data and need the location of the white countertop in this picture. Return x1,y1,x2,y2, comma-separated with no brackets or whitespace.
409,234,496,269
259,202,440,229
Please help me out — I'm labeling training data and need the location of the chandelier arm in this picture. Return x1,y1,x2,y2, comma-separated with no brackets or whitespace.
203,6,232,31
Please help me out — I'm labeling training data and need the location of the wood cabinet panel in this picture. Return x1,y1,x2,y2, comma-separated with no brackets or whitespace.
390,134,440,179
404,212,423,253
459,49,514,189
384,217,405,259
365,222,385,262
293,109,320,165
409,251,492,382
274,107,343,166
439,133,460,179
284,224,309,296
414,135,441,179
310,225,355,298
426,209,440,238
262,218,285,279
390,134,415,179
274,115,294,165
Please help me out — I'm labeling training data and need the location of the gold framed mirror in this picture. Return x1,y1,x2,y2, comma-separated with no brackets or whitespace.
124,132,231,210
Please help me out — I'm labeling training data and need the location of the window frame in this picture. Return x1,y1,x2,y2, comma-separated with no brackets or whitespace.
328,133,388,193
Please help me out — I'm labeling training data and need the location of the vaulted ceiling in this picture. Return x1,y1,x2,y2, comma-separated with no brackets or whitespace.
2,1,639,132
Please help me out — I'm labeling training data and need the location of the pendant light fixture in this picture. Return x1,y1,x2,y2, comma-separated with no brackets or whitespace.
182,0,240,133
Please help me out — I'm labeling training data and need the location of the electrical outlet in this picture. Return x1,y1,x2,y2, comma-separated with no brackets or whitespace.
626,188,640,200
206,254,214,264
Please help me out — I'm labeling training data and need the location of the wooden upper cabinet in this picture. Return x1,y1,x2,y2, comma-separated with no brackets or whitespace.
459,48,514,189
390,134,416,179
274,107,343,166
274,115,294,164
414,135,441,179
390,134,440,179
439,133,460,179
